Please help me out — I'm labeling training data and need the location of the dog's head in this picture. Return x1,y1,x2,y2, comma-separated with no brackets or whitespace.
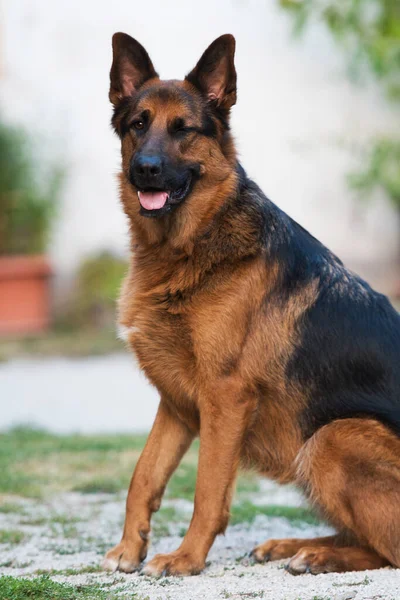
109,33,237,221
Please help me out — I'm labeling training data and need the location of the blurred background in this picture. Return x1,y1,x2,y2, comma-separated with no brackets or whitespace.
0,0,399,435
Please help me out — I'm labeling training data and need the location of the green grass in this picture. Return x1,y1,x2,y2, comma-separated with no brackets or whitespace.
0,503,26,515
230,501,319,526
0,560,14,568
34,566,103,576
57,525,78,539
20,517,48,526
0,426,260,501
164,445,260,502
0,425,317,542
0,575,142,600
51,515,83,525
296,597,332,600
0,426,326,597
222,592,264,599
0,426,317,533
72,478,125,495
0,530,26,544
0,426,147,497
151,505,187,538
0,470,42,498
332,575,371,587
0,426,147,454
166,462,198,500
20,515,82,529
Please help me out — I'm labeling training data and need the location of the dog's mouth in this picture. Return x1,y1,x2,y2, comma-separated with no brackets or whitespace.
138,190,169,211
137,175,193,218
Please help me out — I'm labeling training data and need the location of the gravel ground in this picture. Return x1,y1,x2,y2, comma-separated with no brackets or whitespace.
0,492,398,600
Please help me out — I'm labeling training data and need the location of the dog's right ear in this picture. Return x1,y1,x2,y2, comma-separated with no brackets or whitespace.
185,34,236,110
109,33,158,105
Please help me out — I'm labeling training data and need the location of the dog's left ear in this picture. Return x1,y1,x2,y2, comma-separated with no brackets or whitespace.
185,34,236,110
109,32,158,105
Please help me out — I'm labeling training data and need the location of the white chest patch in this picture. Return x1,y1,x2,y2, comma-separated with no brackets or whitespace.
117,324,141,342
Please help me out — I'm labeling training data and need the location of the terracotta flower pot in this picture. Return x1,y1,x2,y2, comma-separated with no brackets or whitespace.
0,255,52,335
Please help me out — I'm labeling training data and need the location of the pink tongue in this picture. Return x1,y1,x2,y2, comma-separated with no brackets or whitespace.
138,191,169,210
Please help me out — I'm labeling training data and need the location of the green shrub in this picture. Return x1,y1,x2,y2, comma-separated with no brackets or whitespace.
280,1,400,217
0,121,61,255
60,251,127,329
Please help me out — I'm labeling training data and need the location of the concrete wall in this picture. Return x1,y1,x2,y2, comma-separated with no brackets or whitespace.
1,0,399,293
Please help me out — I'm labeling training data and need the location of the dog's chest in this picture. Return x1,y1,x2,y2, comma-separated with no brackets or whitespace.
119,274,251,403
119,278,198,404
119,253,270,408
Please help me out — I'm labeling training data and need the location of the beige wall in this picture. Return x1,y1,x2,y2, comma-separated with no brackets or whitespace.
1,0,399,293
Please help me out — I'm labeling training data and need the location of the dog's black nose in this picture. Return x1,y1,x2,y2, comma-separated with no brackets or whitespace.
133,155,162,180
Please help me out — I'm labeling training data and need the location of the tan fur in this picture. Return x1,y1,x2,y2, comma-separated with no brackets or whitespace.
103,34,400,577
294,419,400,569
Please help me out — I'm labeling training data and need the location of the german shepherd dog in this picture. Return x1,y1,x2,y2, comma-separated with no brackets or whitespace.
103,33,400,577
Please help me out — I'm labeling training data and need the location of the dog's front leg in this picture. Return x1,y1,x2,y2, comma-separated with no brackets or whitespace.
103,398,194,573
143,380,255,576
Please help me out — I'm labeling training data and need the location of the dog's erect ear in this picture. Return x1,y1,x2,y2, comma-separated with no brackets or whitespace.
109,33,158,105
185,34,236,110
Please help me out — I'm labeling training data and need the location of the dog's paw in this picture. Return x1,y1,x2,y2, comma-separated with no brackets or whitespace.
141,551,205,577
251,538,300,563
102,539,147,573
286,547,335,575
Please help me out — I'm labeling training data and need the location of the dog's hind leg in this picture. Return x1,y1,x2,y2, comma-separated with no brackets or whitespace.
251,534,341,563
285,417,400,574
286,545,389,574
103,397,194,573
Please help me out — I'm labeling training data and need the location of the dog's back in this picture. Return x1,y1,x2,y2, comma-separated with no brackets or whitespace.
238,171,400,440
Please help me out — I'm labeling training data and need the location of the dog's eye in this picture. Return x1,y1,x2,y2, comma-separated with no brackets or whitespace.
132,120,145,131
171,118,186,134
